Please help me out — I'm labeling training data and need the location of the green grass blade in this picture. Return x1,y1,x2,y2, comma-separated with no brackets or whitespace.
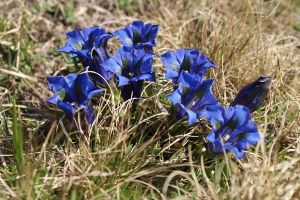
12,98,24,174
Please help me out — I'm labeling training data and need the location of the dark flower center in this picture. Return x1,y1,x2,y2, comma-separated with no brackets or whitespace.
185,89,204,110
75,80,86,103
121,58,132,78
227,117,238,129
180,56,191,73
216,117,239,144
87,35,95,48
133,31,142,45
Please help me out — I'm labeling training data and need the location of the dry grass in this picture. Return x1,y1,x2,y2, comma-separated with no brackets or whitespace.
0,0,300,199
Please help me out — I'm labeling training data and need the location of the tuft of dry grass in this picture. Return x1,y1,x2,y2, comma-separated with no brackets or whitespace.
0,0,300,199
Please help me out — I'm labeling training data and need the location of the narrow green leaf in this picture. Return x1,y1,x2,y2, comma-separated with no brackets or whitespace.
12,98,24,174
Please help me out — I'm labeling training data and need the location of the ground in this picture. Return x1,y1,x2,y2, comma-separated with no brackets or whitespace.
0,0,300,199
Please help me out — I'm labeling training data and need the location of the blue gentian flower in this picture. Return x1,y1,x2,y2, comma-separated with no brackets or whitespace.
200,104,260,159
58,26,114,84
102,46,156,101
46,72,104,124
231,76,272,112
161,49,217,85
167,71,218,125
114,21,160,49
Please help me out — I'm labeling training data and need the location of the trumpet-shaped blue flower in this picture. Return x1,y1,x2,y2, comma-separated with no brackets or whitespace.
167,71,218,125
114,21,160,49
46,73,104,124
231,76,272,112
200,104,260,159
58,26,114,84
161,49,217,85
58,26,113,60
102,46,155,101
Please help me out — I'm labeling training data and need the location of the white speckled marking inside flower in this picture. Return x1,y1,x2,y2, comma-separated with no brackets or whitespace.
74,42,83,50
223,134,230,142
172,63,178,71
125,38,133,46
116,68,121,74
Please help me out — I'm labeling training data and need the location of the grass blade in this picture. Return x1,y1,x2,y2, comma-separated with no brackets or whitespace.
12,98,24,174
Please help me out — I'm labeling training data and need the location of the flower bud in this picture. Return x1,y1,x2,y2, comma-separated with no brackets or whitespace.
231,76,272,112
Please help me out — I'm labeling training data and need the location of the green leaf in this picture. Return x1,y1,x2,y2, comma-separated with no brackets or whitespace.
12,98,24,174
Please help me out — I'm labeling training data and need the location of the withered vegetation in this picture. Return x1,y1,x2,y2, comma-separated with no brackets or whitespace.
0,0,299,199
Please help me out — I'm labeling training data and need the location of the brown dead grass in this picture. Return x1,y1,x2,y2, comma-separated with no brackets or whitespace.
0,0,300,199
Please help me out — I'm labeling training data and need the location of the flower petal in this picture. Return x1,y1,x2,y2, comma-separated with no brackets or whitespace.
224,145,245,159
57,100,75,120
161,51,180,80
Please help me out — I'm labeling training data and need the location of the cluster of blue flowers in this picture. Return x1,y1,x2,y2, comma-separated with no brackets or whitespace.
47,21,158,124
160,49,266,159
47,21,271,159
